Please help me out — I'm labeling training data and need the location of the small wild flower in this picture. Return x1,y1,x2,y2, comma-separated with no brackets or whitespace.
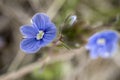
86,30,119,59
20,13,57,53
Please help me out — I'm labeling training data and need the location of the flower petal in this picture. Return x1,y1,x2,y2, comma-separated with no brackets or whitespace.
43,24,56,43
20,25,38,38
20,38,41,53
45,23,57,33
98,48,111,58
32,13,50,30
87,30,118,47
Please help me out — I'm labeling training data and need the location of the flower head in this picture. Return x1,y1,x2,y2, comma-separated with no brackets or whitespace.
20,13,57,53
86,30,119,59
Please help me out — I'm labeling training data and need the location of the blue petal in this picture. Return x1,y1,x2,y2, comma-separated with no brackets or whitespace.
105,43,117,55
45,23,57,33
32,13,50,30
98,48,111,58
87,32,101,46
42,23,57,44
20,25,38,38
105,43,114,53
86,30,119,49
103,31,118,43
20,38,41,53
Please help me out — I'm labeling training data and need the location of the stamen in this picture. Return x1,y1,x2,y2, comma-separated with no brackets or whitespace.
36,31,44,40
97,38,106,45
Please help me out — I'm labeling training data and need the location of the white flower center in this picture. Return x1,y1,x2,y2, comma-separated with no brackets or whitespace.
97,38,106,45
104,52,110,57
36,31,44,40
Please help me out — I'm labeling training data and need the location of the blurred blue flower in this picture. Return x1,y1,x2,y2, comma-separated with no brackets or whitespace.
86,30,119,59
20,13,57,53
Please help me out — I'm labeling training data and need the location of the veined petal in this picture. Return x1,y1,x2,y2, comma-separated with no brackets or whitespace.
32,13,50,30
44,23,57,39
43,32,56,41
45,23,56,33
20,25,38,38
41,23,57,45
39,32,55,47
43,32,56,43
20,38,41,53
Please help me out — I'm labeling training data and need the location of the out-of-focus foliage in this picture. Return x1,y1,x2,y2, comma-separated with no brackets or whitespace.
25,62,63,80
54,0,80,26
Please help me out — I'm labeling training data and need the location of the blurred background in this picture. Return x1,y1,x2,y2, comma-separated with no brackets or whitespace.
0,0,120,80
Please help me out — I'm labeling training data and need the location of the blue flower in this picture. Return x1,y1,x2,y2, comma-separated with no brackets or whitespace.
86,30,119,59
20,13,57,53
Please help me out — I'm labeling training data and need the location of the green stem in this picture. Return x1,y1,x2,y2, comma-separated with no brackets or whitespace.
60,41,71,50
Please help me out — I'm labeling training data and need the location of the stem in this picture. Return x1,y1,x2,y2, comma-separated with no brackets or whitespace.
60,41,81,56
60,41,71,50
